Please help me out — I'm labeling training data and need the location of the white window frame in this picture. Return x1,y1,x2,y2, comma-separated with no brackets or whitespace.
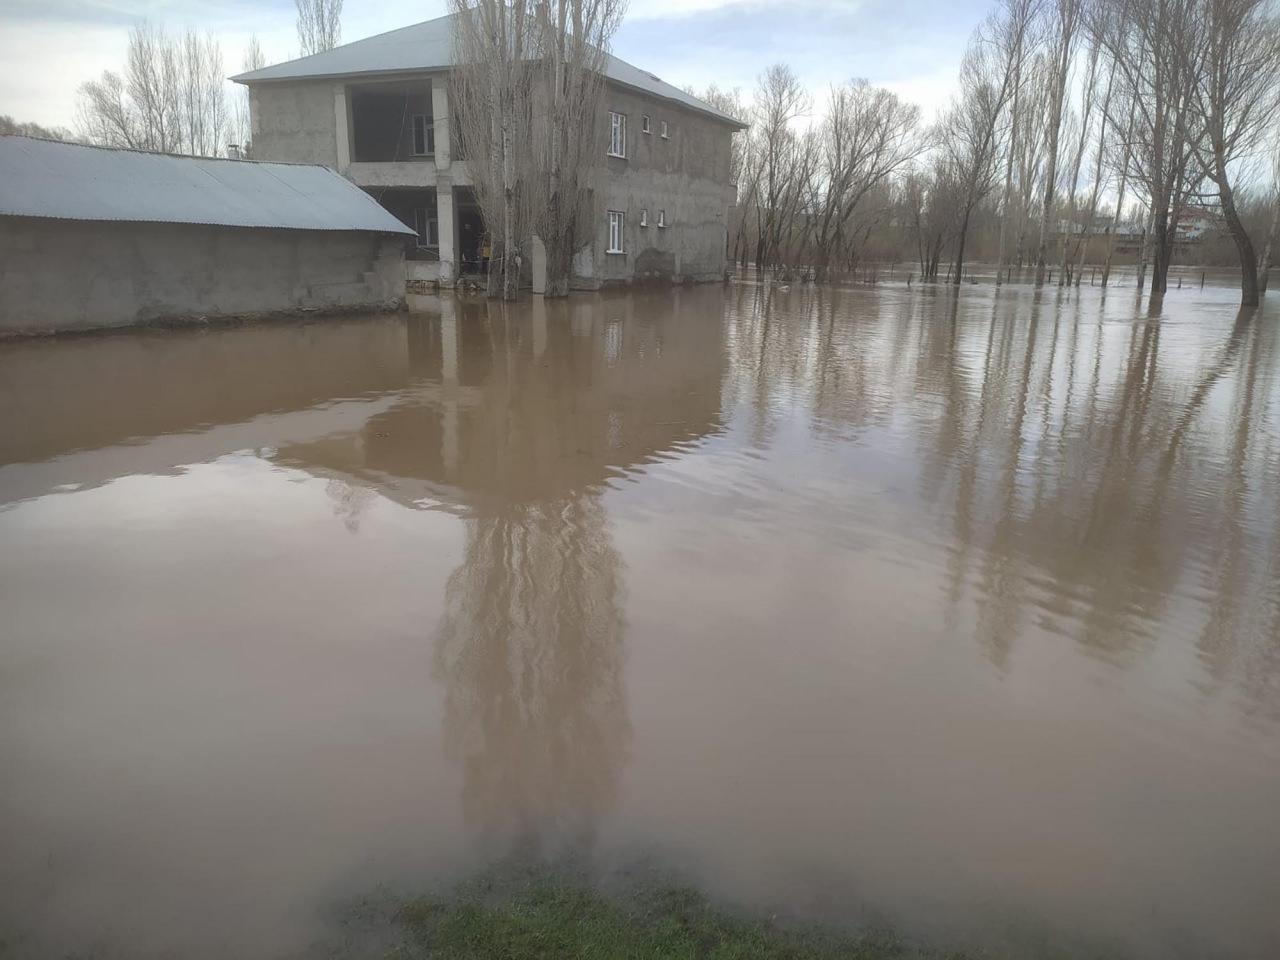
414,207,439,248
640,208,649,227
608,112,627,158
607,210,626,253
660,119,669,139
641,114,651,134
657,209,667,228
411,114,435,156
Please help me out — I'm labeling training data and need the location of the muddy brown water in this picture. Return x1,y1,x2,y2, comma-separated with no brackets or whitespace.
2,281,1279,959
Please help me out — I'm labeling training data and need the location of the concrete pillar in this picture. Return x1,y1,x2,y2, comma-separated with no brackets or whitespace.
531,234,547,295
436,183,457,287
334,84,350,174
431,78,451,171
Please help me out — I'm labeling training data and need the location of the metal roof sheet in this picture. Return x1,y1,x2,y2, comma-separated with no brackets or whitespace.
0,136,417,236
232,13,746,129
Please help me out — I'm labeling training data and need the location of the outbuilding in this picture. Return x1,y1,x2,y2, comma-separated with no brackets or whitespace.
0,135,415,335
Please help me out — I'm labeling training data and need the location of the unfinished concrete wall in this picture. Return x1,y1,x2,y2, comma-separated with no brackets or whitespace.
0,218,406,335
250,80,341,167
580,84,737,289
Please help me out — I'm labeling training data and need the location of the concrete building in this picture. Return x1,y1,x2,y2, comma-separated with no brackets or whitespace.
0,135,415,335
233,13,745,290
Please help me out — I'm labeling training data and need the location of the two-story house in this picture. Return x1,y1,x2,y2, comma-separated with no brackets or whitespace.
233,13,745,290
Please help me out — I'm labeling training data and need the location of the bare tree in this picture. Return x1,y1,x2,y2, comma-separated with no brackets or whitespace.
1073,56,1118,284
77,22,229,157
945,6,1029,284
1189,0,1280,306
1101,95,1137,286
808,80,923,280
0,116,77,140
1091,0,1204,303
1261,136,1280,294
232,35,266,157
451,0,538,300
177,31,228,158
296,0,343,57
994,0,1042,285
532,0,627,297
1057,34,1102,284
1033,0,1083,285
752,64,810,273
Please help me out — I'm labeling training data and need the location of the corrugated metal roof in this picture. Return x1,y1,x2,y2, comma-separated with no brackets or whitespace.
0,136,417,236
232,13,746,129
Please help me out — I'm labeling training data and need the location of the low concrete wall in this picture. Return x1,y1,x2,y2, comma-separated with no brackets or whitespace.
0,217,406,335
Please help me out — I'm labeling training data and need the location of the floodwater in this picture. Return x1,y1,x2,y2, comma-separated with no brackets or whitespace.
2,280,1279,959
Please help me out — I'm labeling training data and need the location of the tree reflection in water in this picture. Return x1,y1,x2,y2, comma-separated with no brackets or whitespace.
434,496,628,844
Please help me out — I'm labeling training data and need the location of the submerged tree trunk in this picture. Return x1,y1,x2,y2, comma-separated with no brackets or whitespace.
1217,171,1260,307
1260,195,1278,295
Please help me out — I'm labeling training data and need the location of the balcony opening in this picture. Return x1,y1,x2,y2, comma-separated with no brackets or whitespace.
375,187,440,261
349,81,434,163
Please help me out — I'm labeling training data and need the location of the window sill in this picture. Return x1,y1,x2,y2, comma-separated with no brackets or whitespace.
605,250,626,255
606,152,627,160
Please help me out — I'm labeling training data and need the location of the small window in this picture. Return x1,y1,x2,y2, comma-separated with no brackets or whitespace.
641,115,651,134
412,115,435,156
607,210,625,253
640,208,649,227
413,207,439,247
660,119,669,139
608,111,626,158
657,209,666,228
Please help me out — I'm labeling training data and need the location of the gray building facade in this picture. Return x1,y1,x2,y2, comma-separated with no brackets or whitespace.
235,14,744,290
0,137,414,335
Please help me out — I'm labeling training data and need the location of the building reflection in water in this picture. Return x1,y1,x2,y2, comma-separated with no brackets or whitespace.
281,291,727,843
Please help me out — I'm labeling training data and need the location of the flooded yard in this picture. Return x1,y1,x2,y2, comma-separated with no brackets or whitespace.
2,281,1279,959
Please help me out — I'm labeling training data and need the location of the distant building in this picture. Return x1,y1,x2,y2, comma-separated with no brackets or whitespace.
232,13,745,290
0,136,414,334
1175,205,1220,242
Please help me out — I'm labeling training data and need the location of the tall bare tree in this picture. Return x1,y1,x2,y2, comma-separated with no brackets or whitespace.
1261,136,1280,294
296,0,343,57
752,64,810,272
1091,0,1203,303
808,80,923,280
946,5,1029,284
1033,0,1083,285
232,35,267,157
1190,0,1280,306
1056,34,1102,284
994,0,1041,285
77,22,228,157
532,0,627,297
451,0,538,300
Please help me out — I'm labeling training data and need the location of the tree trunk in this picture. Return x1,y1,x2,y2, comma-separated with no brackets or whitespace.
953,208,972,286
1260,195,1278,295
1217,173,1259,307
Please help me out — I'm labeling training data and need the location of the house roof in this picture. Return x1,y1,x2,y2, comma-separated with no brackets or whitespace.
0,135,416,236
232,13,746,129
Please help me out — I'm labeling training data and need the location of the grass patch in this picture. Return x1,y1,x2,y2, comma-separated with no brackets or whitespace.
395,875,964,960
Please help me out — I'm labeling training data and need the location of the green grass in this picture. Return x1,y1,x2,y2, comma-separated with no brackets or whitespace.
394,877,963,960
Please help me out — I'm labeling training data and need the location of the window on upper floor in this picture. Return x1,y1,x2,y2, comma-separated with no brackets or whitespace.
411,115,435,156
660,119,669,139
640,208,649,227
642,115,651,134
657,209,667,228
607,210,626,253
609,112,627,158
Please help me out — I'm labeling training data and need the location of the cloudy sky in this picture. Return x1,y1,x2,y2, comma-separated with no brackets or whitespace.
1,0,990,131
